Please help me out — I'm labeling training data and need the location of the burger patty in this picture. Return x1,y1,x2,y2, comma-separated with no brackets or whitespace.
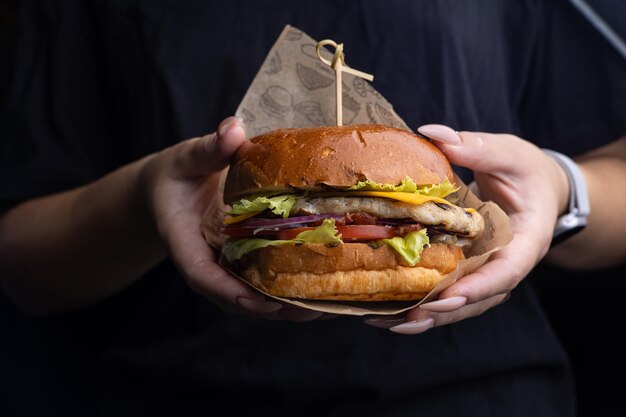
292,196,484,237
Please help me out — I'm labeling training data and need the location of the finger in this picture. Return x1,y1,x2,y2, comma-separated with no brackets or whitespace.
396,232,536,322
164,212,283,316
432,233,534,306
418,296,468,313
420,229,538,315
213,116,248,164
417,124,539,175
173,116,246,178
406,293,509,324
391,293,510,335
363,314,407,329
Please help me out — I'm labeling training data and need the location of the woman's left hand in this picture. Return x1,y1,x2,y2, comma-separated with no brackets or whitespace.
364,124,570,334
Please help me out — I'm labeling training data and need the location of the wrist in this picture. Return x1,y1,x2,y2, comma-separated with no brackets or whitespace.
134,153,167,249
544,151,571,218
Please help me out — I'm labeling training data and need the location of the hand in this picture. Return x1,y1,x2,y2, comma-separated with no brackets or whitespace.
141,117,327,321
365,124,569,334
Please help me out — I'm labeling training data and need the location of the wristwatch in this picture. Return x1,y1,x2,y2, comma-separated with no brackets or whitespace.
542,149,590,246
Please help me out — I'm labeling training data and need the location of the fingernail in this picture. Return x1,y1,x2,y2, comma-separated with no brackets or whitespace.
390,318,434,335
417,124,461,145
218,116,243,136
364,317,407,329
236,296,283,314
419,296,467,312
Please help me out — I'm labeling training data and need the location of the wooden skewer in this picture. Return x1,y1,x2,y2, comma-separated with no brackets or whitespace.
316,39,374,126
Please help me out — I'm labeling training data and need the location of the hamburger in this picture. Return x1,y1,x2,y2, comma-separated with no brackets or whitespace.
220,124,484,301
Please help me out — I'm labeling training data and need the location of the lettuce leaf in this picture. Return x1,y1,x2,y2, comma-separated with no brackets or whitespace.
222,219,342,262
381,229,430,266
348,176,457,198
289,219,343,244
227,194,299,218
222,238,287,264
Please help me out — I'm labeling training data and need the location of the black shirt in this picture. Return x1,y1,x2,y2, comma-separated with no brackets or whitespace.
1,1,625,416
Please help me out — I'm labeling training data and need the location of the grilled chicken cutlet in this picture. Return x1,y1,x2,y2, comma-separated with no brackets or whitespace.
293,196,484,237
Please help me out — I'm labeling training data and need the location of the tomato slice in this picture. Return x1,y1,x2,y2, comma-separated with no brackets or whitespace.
275,225,396,241
337,225,397,241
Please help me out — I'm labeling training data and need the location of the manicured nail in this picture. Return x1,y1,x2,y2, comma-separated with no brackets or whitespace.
419,296,467,312
390,318,434,335
218,116,243,136
417,124,461,145
236,296,283,314
363,317,407,329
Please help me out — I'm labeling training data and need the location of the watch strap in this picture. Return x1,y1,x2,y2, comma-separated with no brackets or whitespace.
542,149,590,246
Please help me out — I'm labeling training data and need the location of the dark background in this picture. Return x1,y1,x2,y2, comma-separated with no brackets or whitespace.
0,1,624,416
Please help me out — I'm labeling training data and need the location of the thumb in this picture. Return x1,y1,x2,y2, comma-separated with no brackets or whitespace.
417,124,535,175
173,116,246,178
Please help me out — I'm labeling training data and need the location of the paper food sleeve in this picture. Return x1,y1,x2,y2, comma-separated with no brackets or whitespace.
202,25,513,316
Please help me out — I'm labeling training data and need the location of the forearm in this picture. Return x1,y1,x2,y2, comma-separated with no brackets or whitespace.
0,155,166,314
547,137,626,269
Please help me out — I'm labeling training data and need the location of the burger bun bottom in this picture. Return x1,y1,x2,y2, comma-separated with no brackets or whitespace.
235,242,464,301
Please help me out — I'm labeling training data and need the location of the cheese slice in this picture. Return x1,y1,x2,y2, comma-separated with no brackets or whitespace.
343,191,478,212
331,191,452,206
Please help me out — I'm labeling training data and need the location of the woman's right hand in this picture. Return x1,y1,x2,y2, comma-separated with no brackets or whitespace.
140,117,327,321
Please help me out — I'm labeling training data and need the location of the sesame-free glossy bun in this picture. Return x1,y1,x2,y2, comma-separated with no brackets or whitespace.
223,124,454,203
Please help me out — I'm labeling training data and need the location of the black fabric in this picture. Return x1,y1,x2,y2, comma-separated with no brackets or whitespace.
1,1,625,416
530,262,626,417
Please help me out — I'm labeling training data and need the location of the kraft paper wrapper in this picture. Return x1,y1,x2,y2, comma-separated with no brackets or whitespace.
202,25,513,316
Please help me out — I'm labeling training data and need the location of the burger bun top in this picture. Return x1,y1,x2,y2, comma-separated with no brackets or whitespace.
224,124,454,203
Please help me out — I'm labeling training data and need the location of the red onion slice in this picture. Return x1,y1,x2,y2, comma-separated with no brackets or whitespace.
227,214,344,229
